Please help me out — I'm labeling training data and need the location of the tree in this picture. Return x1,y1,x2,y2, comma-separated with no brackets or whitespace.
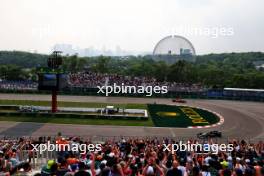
0,65,28,80
167,60,193,83
92,56,110,73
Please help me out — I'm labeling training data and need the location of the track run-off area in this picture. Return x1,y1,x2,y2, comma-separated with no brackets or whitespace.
0,93,263,140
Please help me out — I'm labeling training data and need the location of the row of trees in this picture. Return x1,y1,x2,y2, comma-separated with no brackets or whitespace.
0,51,264,88
0,65,32,81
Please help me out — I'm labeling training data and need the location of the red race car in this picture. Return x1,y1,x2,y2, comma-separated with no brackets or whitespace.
172,98,186,103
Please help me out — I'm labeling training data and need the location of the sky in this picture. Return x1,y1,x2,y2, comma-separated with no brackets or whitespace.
0,0,263,55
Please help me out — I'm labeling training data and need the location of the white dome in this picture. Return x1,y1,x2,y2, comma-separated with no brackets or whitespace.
153,35,196,56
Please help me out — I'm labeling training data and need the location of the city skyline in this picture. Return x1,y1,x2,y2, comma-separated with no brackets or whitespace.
52,43,150,56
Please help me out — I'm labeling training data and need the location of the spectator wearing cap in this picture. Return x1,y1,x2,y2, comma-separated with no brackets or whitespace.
41,160,55,176
235,158,246,174
220,160,229,169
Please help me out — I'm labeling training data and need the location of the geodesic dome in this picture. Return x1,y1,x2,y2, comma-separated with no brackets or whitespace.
153,35,196,64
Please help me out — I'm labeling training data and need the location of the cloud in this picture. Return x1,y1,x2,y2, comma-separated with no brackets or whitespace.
0,0,263,54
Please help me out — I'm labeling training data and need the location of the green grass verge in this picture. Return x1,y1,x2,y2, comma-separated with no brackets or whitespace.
0,116,153,126
0,100,153,126
148,104,219,127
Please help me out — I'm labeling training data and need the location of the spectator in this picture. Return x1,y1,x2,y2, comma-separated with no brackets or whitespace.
41,160,55,176
166,160,182,176
74,162,90,176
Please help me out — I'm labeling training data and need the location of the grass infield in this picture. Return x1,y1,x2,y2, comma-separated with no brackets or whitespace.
0,100,220,128
147,104,220,128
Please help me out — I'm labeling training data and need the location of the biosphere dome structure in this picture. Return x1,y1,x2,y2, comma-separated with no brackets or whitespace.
153,35,196,64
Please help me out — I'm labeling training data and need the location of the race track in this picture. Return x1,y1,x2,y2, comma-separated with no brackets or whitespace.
0,93,263,140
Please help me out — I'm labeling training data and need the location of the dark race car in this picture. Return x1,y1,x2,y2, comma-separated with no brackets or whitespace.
197,131,222,139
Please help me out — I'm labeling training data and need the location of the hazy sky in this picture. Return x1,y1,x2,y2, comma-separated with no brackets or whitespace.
0,0,263,55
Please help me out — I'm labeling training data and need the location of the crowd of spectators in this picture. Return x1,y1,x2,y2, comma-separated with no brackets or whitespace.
0,72,206,93
68,72,206,92
1,135,264,176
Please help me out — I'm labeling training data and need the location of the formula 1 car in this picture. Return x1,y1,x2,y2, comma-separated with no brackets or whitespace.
172,98,186,103
197,131,222,139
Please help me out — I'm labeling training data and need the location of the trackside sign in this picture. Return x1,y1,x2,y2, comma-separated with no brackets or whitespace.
180,107,209,124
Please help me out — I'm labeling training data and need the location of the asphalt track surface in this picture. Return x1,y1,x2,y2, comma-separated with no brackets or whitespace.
0,93,264,140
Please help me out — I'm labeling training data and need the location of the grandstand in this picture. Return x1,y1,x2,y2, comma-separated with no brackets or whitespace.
0,72,207,96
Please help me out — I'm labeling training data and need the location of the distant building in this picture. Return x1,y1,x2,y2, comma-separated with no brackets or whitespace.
52,44,147,57
53,44,75,56
253,61,264,70
256,64,264,70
